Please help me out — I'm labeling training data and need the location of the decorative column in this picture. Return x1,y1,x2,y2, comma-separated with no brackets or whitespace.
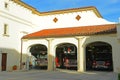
76,37,85,72
46,38,55,71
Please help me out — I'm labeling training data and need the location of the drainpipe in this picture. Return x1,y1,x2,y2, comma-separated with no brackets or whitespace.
20,39,23,70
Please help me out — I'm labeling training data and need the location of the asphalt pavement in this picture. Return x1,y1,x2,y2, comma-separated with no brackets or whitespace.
0,70,118,80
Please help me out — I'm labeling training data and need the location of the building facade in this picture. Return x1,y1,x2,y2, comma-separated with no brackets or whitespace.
0,0,120,73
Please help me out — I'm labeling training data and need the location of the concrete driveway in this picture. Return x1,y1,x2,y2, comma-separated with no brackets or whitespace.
0,70,118,80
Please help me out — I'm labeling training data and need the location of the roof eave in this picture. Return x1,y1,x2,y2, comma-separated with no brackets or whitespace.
22,31,116,39
11,1,102,17
40,6,102,18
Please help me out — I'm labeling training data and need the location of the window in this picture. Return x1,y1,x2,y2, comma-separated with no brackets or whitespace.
3,24,9,36
4,2,9,9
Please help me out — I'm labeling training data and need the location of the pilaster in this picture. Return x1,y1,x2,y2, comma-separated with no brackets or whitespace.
76,37,86,72
46,38,55,71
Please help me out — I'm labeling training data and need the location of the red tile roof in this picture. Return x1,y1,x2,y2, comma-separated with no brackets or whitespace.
22,24,116,39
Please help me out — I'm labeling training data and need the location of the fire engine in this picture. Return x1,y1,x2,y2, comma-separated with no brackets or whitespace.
55,45,77,69
35,51,48,67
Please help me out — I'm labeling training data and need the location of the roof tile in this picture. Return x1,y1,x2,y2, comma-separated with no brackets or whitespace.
22,24,116,39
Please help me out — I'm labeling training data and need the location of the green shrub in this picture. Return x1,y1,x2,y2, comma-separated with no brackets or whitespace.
118,73,120,80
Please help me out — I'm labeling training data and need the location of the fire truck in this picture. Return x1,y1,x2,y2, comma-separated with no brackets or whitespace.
55,45,77,69
35,51,48,67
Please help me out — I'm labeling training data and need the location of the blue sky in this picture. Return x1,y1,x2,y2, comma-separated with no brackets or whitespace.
22,0,120,22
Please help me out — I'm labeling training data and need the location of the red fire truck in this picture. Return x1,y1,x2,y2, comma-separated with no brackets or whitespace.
55,46,77,69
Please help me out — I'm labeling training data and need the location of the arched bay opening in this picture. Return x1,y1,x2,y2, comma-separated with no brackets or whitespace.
86,42,113,71
55,43,77,70
30,44,47,70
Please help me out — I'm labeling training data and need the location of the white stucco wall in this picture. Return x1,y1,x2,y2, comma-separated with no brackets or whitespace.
0,19,33,70
0,0,36,71
32,10,114,32
117,23,120,39
0,0,33,23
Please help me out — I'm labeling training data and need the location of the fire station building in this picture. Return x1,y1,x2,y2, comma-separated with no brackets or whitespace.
0,0,120,73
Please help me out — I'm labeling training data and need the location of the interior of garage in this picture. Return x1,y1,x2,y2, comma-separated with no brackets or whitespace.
86,42,113,71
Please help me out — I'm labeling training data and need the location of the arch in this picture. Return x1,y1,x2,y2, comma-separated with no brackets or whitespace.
55,43,77,70
85,41,113,71
29,44,48,69
85,41,112,48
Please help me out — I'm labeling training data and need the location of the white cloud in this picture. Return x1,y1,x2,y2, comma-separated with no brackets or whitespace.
110,0,119,4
